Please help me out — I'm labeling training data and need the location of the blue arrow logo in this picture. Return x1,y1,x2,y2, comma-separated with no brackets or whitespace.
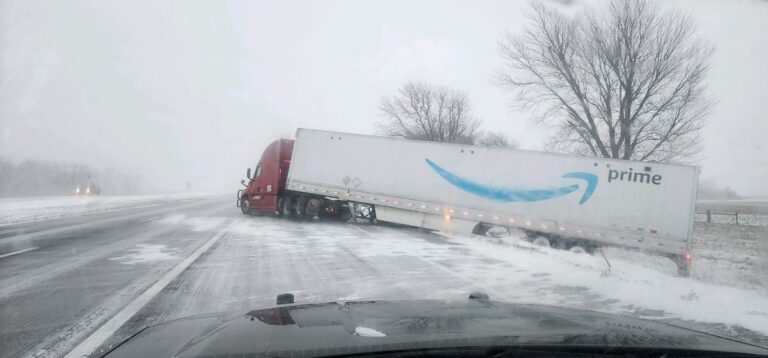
425,159,597,205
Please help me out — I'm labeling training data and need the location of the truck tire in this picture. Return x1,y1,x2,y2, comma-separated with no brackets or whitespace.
280,197,293,218
532,237,551,248
240,197,250,215
306,198,322,220
569,245,586,254
295,196,308,218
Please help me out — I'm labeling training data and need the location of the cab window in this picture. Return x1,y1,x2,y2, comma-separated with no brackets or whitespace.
254,164,262,178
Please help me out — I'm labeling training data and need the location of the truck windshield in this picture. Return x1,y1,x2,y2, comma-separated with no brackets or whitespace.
1,0,766,357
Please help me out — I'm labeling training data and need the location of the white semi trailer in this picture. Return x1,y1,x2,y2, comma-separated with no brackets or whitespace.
239,128,699,275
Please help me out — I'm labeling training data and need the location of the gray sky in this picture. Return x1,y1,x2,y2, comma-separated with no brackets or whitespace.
1,0,766,195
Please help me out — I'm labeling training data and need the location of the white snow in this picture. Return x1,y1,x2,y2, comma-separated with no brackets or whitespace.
156,214,187,225
185,217,228,232
109,244,178,265
220,217,768,341
0,193,217,226
690,223,768,289
354,326,386,337
433,232,768,337
155,214,228,232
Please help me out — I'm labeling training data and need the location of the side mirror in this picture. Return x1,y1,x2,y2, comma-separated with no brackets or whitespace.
240,179,247,187
246,168,252,179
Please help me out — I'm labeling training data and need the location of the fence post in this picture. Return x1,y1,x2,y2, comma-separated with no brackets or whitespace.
735,212,739,225
706,210,711,223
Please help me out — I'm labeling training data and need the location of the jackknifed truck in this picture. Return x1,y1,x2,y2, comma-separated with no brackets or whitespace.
237,128,699,276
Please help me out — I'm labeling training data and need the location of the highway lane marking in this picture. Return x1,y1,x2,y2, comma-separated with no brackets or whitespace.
0,226,185,299
64,222,231,358
0,203,233,300
0,246,38,259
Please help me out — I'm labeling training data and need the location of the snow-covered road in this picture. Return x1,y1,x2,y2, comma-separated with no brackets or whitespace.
0,196,767,357
0,193,218,227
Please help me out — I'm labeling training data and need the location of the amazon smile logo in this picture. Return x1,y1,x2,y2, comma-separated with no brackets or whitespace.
425,159,598,205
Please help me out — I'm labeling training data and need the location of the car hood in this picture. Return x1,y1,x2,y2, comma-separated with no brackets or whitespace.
103,298,768,357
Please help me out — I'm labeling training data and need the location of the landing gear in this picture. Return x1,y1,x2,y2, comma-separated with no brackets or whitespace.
670,254,691,277
349,202,376,223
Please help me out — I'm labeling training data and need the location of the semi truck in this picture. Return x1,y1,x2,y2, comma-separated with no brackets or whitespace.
237,128,699,276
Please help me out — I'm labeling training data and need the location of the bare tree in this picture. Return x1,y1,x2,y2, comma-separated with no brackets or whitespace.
496,0,713,163
475,131,519,149
378,82,481,144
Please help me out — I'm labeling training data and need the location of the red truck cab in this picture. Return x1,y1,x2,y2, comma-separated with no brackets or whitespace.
238,139,294,214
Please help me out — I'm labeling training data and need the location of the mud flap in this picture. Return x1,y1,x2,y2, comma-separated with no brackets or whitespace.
670,254,691,277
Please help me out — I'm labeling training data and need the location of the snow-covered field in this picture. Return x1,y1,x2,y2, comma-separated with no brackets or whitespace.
435,229,768,341
691,222,768,290
695,199,768,226
0,193,219,226
688,200,768,291
695,212,768,226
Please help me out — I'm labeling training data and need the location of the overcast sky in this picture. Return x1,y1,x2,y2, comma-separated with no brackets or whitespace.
1,0,766,195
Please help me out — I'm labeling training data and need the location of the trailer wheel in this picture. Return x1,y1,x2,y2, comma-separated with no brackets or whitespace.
295,196,308,218
280,197,293,218
240,197,250,215
306,198,322,220
568,245,586,254
532,237,551,248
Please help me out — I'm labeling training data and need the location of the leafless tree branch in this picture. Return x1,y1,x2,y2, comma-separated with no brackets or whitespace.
378,82,481,145
495,0,713,163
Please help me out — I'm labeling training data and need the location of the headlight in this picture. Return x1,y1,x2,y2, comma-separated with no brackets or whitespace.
76,186,80,194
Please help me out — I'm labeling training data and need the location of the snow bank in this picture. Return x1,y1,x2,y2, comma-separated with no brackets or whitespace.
0,193,217,226
691,222,768,290
323,221,768,340
434,232,768,340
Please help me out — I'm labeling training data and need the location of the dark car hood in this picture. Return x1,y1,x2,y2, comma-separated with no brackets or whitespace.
103,298,768,357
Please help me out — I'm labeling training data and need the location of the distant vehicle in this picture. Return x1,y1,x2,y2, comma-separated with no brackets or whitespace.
75,183,101,196
102,295,768,357
237,128,699,276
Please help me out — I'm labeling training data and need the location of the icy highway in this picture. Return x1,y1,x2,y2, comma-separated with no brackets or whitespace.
1,196,767,357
